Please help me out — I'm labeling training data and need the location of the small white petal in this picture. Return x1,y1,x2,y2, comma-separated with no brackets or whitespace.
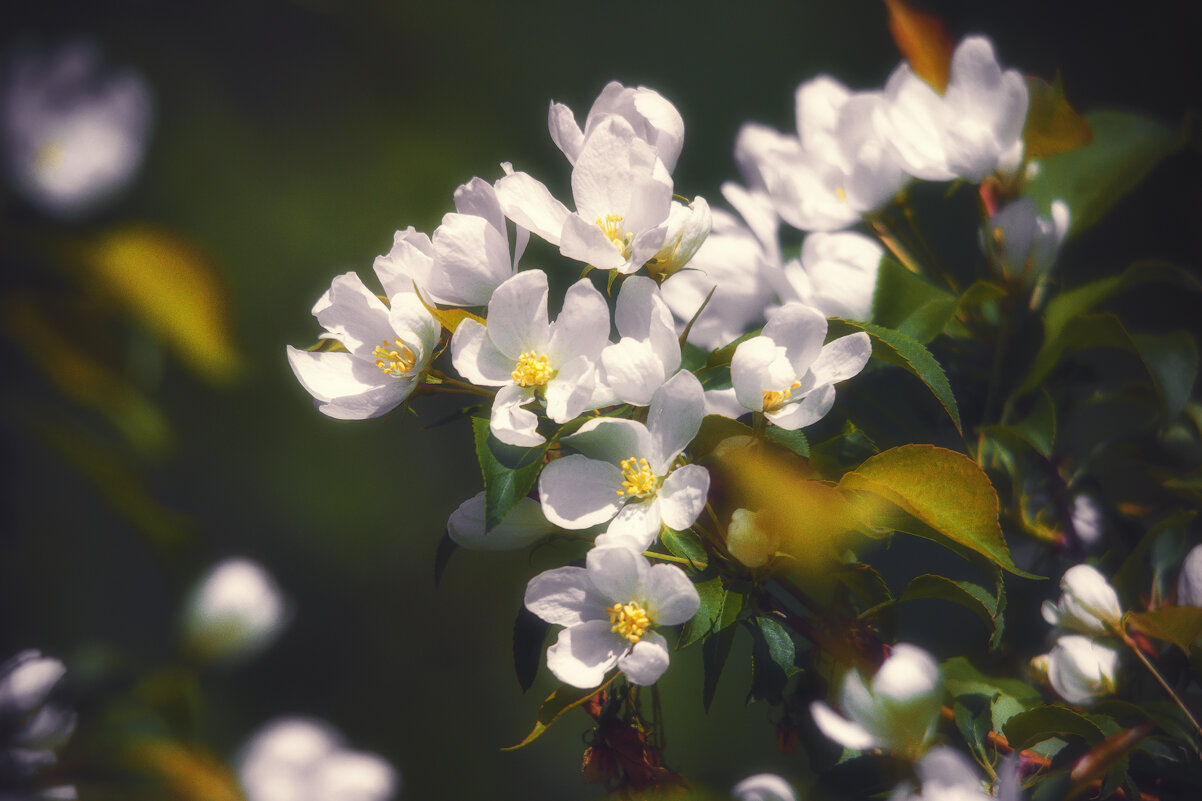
658,465,709,532
618,631,671,685
525,566,607,626
810,701,879,750
539,455,624,529
546,620,624,689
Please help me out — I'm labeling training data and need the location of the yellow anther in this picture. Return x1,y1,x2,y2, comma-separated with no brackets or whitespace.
608,601,652,643
596,214,632,255
762,380,802,412
373,338,418,377
511,351,555,387
835,186,848,202
35,140,63,169
992,227,1005,247
617,457,658,498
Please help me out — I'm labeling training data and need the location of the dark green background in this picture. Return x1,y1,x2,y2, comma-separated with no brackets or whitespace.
2,1,1199,798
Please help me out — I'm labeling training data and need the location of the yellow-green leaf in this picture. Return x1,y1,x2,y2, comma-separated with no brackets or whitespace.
413,284,485,333
1128,606,1202,653
502,674,617,751
1023,75,1093,158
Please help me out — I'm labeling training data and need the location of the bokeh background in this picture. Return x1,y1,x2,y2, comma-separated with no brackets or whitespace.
2,0,1200,798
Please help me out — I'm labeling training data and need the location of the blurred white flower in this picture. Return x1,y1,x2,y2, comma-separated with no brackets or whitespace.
876,36,1028,183
772,231,883,322
0,650,77,799
238,717,398,801
981,198,1069,284
287,272,441,421
446,493,554,551
524,545,700,688
810,643,941,757
1178,544,1202,607
726,508,774,568
1070,494,1103,547
599,276,682,406
647,194,711,279
1032,634,1119,706
1041,564,1123,636
888,746,992,801
732,773,797,801
2,40,152,218
182,558,289,664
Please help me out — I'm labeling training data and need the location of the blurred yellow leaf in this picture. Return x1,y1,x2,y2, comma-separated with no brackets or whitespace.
126,738,246,801
1023,75,1093,158
1,291,171,456
84,224,242,384
413,284,484,333
884,0,953,93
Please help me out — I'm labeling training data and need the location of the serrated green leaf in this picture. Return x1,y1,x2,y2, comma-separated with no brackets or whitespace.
702,623,737,711
991,694,1029,734
1127,606,1202,653
679,578,725,649
471,417,546,531
765,426,810,457
1002,705,1106,750
748,621,787,703
828,319,961,433
872,257,955,329
941,657,1043,705
513,607,549,693
756,616,795,671
898,574,1000,643
839,445,1029,576
661,528,708,568
1009,389,1057,457
502,674,618,751
1132,331,1198,419
1023,110,1181,237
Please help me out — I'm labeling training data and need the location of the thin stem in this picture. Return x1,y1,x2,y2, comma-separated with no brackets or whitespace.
427,371,496,396
1121,627,1202,740
644,551,707,569
870,218,924,275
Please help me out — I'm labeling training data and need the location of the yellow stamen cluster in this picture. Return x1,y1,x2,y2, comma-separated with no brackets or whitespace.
36,140,64,169
608,601,651,643
373,338,418,377
596,214,632,255
762,380,802,412
511,351,555,387
617,457,658,498
835,186,848,202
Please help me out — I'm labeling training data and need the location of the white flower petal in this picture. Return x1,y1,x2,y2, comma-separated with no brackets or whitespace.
601,338,668,407
546,620,623,689
449,494,553,551
560,213,626,270
767,384,836,430
764,303,828,376
313,272,395,359
539,454,624,529
605,500,662,551
563,418,654,467
450,318,514,387
643,563,701,626
490,384,544,447
486,270,550,359
810,701,879,750
452,175,506,233
646,370,705,471
372,226,433,300
430,211,513,306
525,566,607,626
618,630,671,685
543,355,597,424
658,465,709,532
586,544,649,602
494,171,571,245
548,100,585,163
548,277,611,363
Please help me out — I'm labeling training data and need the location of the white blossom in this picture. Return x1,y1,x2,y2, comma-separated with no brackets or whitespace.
0,650,77,795
772,231,883,322
876,36,1029,183
524,545,700,688
451,269,609,446
181,558,289,664
732,773,797,801
1178,544,1202,607
982,198,1069,284
599,276,681,406
726,508,774,568
888,746,993,801
810,643,941,756
538,370,709,550
238,717,398,801
1033,634,1119,706
2,41,152,218
287,271,440,420
549,81,685,173
1041,564,1123,636
646,194,711,279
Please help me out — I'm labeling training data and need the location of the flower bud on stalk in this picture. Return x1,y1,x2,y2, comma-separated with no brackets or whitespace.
1032,634,1119,705
1041,564,1123,636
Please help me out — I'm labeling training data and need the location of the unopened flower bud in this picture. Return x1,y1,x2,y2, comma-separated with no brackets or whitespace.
647,196,711,279
1041,564,1123,636
1040,634,1119,705
182,558,289,664
1178,544,1202,607
726,508,775,568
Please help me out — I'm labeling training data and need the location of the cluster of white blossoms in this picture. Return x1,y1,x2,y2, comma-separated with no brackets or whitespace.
1032,565,1124,705
288,35,1046,693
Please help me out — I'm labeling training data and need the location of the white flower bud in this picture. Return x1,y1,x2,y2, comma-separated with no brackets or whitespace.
1039,634,1119,705
889,746,992,801
182,558,289,664
732,773,797,801
981,198,1068,283
1178,544,1202,607
1041,564,1123,636
726,508,775,568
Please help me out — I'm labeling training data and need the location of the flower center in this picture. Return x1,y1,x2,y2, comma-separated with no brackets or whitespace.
617,457,658,499
835,186,848,202
608,601,651,643
511,351,556,387
373,338,418,377
596,214,632,256
762,380,801,412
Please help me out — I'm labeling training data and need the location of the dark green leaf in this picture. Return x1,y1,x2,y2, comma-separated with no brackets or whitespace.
513,607,549,692
472,417,546,531
1023,74,1092,158
756,616,795,671
748,621,787,703
941,657,1044,705
835,563,893,609
1133,331,1198,419
1023,110,1181,237
828,319,961,433
502,674,618,751
898,574,1000,644
702,623,737,711
660,528,708,568
679,578,726,649
765,426,810,457
1127,606,1202,653
872,257,955,333
433,530,458,588
692,414,754,460
1003,705,1107,750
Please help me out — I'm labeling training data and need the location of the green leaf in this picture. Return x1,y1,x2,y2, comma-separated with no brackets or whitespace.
502,674,617,751
660,528,708,568
513,607,549,693
748,621,788,703
1022,74,1093,158
692,414,754,460
702,623,737,711
756,616,795,671
898,574,1001,645
765,426,810,457
839,445,1029,576
828,319,961,433
679,578,726,649
1132,331,1198,419
941,657,1043,706
1002,705,1106,750
1023,109,1182,237
1127,606,1202,653
872,256,955,333
471,417,545,531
